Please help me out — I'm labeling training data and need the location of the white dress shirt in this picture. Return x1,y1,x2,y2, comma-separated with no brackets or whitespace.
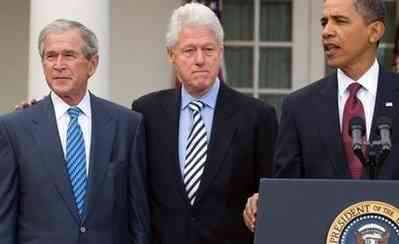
338,59,379,140
51,91,92,175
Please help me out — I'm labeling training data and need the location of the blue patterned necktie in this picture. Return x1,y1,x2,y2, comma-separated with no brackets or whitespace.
66,107,87,217
183,100,208,205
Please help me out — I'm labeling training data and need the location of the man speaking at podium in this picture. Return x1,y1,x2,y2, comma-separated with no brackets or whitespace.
243,0,399,232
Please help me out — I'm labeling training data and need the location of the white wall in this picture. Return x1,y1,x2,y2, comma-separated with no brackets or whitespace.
110,0,181,107
0,1,29,114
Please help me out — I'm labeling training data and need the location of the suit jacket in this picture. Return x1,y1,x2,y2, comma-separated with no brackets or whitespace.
0,94,151,244
132,82,278,244
274,70,399,179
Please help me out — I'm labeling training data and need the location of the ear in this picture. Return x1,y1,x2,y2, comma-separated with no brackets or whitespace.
368,21,385,45
88,54,99,77
167,47,176,64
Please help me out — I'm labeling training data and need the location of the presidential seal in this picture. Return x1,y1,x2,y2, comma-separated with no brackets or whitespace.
326,201,399,244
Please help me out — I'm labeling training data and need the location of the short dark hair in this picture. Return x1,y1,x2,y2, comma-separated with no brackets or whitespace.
353,0,386,24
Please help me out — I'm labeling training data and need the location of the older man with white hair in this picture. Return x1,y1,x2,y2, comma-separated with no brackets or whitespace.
132,2,278,244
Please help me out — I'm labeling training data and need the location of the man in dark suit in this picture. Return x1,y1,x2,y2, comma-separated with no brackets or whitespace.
132,3,278,244
243,0,399,231
0,19,151,244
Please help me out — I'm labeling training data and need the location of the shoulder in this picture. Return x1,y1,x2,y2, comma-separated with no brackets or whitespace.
131,88,176,112
283,74,334,106
380,70,399,82
222,84,275,114
92,95,143,122
219,85,277,126
0,97,48,127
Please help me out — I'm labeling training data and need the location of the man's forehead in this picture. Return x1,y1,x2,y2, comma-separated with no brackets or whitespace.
44,30,83,45
43,32,84,51
43,48,80,53
176,39,219,48
323,0,354,16
177,25,218,42
175,37,220,50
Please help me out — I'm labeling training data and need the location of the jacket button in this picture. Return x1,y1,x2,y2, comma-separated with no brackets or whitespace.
80,226,87,233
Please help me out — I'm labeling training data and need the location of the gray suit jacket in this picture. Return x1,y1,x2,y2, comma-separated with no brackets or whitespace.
0,94,151,244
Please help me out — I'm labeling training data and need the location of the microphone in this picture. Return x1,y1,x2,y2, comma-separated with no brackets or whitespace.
349,117,366,164
376,116,392,155
349,117,366,151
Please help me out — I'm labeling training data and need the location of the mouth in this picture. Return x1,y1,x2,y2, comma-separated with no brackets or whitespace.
323,43,340,56
53,77,72,80
192,71,209,75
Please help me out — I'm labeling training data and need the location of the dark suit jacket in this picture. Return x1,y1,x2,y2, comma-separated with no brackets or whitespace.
132,82,278,244
0,94,151,244
274,70,399,179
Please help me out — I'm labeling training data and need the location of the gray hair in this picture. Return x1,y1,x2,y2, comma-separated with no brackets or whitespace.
166,2,224,48
38,19,99,60
353,0,386,24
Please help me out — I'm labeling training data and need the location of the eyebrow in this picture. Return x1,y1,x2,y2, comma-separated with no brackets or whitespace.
45,49,79,54
320,14,351,23
63,50,79,54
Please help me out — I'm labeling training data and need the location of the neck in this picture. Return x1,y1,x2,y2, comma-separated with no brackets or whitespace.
59,93,85,106
340,52,376,81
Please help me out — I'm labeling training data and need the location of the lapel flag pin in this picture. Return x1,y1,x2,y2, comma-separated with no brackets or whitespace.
385,102,393,107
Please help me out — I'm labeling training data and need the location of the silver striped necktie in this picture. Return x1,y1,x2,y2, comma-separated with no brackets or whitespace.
183,100,208,205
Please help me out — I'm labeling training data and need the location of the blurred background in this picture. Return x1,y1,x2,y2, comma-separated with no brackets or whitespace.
0,0,397,117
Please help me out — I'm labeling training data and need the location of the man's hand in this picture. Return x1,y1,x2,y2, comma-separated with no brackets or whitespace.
243,193,259,232
15,98,41,110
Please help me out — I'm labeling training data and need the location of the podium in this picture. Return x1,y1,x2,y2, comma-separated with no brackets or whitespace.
254,178,399,244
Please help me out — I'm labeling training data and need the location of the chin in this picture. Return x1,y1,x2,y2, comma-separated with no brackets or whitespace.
197,76,215,85
326,59,340,69
52,87,72,97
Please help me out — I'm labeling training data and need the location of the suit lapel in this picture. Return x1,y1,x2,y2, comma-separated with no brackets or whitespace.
84,94,115,220
370,71,399,141
195,83,238,204
159,89,189,203
316,74,351,178
31,96,81,223
365,71,399,178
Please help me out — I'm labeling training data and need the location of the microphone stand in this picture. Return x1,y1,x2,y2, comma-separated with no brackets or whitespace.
366,141,378,180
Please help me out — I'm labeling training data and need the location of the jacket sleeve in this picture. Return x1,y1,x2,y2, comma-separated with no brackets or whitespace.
255,104,278,181
273,96,304,178
128,115,151,244
0,119,18,244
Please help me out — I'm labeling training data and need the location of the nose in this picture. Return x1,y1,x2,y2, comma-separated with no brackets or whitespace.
321,22,335,40
194,49,205,66
54,55,66,71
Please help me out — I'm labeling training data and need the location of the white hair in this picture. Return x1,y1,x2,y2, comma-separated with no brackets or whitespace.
166,2,224,48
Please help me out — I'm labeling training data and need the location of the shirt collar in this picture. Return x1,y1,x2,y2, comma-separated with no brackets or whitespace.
337,59,379,97
51,90,92,120
181,78,220,110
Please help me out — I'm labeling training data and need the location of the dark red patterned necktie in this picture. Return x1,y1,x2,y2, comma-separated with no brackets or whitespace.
342,83,366,179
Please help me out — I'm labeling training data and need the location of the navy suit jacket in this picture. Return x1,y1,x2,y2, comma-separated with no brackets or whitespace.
274,70,399,179
0,94,151,244
132,82,278,244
